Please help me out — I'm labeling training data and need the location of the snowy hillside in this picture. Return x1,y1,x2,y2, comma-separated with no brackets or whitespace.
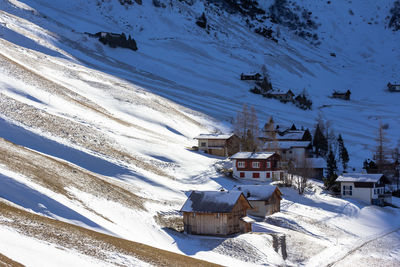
0,0,400,266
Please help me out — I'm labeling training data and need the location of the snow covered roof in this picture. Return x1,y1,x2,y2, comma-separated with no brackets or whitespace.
305,158,326,169
277,131,305,140
230,152,275,159
194,133,234,140
232,185,281,201
180,191,249,213
336,173,384,183
264,141,310,150
240,216,256,223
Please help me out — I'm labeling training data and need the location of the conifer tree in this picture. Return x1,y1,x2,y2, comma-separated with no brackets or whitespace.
324,150,338,189
313,124,328,157
302,128,312,141
337,134,349,170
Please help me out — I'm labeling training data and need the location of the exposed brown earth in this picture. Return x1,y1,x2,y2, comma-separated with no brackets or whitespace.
0,252,25,267
0,201,220,267
0,138,145,211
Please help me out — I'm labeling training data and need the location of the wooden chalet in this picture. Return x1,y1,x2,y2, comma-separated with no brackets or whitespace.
240,72,262,81
233,185,282,217
180,191,253,236
266,90,294,102
332,90,351,100
230,152,284,181
194,133,240,157
94,32,137,51
387,82,400,92
336,173,391,206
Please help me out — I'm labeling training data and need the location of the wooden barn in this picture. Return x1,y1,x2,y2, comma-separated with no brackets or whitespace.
180,191,253,236
233,185,282,217
267,90,295,102
387,82,400,92
332,90,351,100
240,73,262,81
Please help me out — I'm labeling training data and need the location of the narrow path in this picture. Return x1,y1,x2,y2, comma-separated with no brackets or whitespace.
327,227,400,267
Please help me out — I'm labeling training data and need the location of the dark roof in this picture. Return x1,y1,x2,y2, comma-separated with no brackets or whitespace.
180,191,250,213
233,185,281,201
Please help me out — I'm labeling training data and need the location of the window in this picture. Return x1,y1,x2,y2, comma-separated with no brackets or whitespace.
192,213,196,217
252,162,260,168
200,142,206,147
240,172,245,178
252,172,260,178
266,161,271,168
237,161,245,168
343,185,352,196
266,172,271,178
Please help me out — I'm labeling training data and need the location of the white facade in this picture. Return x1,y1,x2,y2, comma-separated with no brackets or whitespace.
340,182,385,204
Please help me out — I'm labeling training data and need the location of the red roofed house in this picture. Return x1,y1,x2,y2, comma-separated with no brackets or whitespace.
231,152,284,181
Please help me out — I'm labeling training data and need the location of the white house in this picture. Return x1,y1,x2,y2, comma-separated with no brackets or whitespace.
230,152,284,181
336,173,391,206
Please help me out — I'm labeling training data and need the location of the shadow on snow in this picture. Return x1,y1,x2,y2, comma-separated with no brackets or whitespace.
0,173,109,232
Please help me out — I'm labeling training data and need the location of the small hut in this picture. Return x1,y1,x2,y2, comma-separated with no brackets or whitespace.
233,185,282,217
332,90,351,100
387,82,400,92
180,191,253,236
241,73,262,81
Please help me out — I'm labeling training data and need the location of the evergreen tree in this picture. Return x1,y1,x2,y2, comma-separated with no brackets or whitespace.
337,134,350,170
313,124,328,157
363,159,378,173
290,123,297,130
302,128,312,141
324,150,338,189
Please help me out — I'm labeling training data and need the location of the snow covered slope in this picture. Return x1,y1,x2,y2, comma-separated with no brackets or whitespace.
0,0,400,266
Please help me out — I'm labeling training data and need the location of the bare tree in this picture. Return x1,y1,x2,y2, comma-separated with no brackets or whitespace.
293,157,312,194
234,104,260,151
374,121,391,173
281,159,295,187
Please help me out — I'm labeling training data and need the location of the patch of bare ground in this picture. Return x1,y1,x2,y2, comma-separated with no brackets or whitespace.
0,94,172,179
1,37,202,135
153,212,184,232
0,50,110,116
0,252,24,267
0,46,171,143
0,138,144,212
0,202,220,267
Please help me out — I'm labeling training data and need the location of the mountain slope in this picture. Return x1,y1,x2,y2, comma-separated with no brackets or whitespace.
0,0,400,266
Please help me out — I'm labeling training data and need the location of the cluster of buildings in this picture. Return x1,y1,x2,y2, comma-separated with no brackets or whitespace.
181,125,393,237
195,124,324,180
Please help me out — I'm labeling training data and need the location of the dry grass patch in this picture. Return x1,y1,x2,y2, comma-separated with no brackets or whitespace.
0,253,25,267
0,138,145,211
0,202,220,267
154,212,184,232
0,94,172,179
